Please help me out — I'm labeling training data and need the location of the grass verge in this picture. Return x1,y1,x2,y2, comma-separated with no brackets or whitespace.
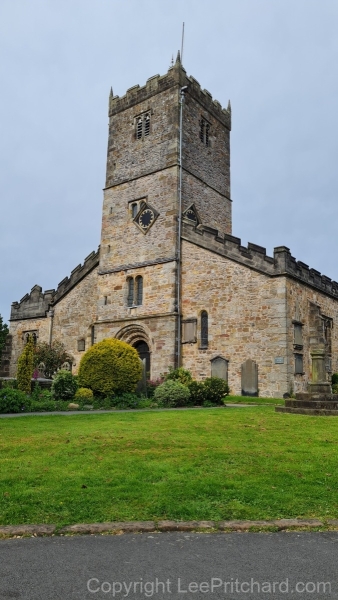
225,395,284,405
1,407,337,527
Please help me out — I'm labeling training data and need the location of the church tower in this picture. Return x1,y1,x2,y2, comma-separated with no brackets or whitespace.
96,55,232,376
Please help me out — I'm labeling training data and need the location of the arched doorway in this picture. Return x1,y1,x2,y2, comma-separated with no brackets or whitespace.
134,340,150,376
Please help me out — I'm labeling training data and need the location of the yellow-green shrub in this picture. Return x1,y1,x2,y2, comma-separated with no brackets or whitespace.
17,335,35,394
77,338,142,396
75,387,94,401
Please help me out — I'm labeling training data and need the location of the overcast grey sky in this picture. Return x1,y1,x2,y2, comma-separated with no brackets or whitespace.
1,0,338,324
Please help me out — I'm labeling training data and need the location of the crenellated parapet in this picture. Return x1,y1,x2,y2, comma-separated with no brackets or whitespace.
10,247,100,321
108,53,231,130
182,221,338,297
10,286,55,321
53,248,100,304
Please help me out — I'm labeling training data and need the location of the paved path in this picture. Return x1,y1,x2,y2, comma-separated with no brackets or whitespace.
0,531,337,599
0,404,267,418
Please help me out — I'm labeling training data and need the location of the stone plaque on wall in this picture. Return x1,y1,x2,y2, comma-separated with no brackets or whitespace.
211,356,228,380
241,359,258,397
182,319,197,344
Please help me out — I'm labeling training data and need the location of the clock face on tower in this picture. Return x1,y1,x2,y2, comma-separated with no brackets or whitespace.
139,208,155,229
133,202,159,234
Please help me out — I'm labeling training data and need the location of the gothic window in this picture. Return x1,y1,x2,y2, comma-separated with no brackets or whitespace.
199,118,211,146
295,354,303,374
136,276,143,306
23,331,37,344
136,112,151,140
127,277,134,307
201,311,208,347
131,203,138,218
103,296,108,305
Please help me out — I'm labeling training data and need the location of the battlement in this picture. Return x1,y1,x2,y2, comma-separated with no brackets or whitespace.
10,248,100,321
182,221,338,297
109,53,231,129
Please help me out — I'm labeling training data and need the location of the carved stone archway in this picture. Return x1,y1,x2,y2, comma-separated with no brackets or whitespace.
115,324,151,377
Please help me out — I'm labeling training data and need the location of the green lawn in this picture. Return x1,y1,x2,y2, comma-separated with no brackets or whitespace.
1,407,338,527
225,395,284,405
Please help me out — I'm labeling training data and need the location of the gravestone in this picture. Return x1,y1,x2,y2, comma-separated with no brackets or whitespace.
241,359,258,396
211,357,228,380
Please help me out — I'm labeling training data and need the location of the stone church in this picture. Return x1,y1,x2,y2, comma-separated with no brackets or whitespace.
3,54,338,397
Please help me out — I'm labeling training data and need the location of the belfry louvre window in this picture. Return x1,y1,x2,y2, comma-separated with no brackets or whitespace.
199,118,210,146
136,113,151,140
127,276,143,307
201,311,208,347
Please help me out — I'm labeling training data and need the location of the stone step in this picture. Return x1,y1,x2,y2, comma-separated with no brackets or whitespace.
276,406,338,416
285,399,338,410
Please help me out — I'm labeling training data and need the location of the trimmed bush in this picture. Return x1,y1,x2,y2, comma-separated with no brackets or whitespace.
146,377,164,398
51,370,78,400
154,380,191,408
17,335,35,394
78,338,142,396
75,387,94,402
111,393,141,410
30,400,58,412
203,377,229,404
165,367,192,386
0,388,30,414
188,380,207,405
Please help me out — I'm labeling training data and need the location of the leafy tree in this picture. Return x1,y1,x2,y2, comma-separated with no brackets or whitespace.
33,340,73,379
0,314,9,364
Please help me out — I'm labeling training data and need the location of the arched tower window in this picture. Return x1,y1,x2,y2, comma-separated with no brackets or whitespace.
201,311,208,347
135,276,143,306
127,277,134,307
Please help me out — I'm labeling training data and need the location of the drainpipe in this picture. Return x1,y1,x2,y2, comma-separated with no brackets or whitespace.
176,85,188,367
48,309,54,346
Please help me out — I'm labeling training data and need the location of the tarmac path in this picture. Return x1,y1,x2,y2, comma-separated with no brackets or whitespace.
0,531,337,599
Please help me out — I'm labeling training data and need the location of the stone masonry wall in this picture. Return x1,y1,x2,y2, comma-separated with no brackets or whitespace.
100,167,178,274
8,317,50,377
52,267,99,372
182,170,232,235
94,314,177,380
286,278,338,394
181,240,288,398
0,335,13,377
182,92,231,234
97,260,177,322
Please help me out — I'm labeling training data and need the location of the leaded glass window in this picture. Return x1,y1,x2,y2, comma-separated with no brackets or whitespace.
201,310,208,347
127,277,134,307
136,276,143,306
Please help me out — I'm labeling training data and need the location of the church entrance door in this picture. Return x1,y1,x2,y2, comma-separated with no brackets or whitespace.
133,341,150,377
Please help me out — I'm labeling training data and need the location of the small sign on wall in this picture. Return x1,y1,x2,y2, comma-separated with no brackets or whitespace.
275,357,284,364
